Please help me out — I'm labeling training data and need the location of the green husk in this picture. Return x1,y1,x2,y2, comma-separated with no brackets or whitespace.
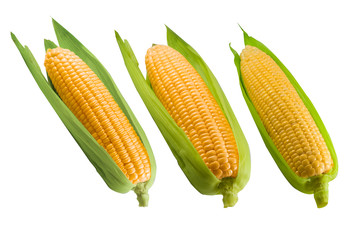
11,19,156,206
230,26,338,208
116,28,250,207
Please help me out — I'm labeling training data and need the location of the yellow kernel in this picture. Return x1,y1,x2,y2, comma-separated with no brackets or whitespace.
209,161,220,170
206,150,217,158
220,162,231,171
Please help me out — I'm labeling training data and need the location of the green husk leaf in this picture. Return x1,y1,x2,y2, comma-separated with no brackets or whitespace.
51,19,156,204
44,39,57,49
231,26,338,207
166,27,250,207
11,33,134,194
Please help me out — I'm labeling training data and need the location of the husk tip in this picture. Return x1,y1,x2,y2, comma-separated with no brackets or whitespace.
165,25,173,33
238,24,246,33
51,17,59,26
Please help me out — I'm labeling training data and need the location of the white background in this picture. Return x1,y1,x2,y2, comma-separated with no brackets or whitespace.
1,0,359,239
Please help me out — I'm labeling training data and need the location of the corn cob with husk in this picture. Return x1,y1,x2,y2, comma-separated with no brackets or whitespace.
116,27,250,207
230,27,338,208
11,19,156,206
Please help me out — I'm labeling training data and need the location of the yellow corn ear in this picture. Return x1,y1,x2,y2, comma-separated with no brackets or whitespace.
146,45,239,179
240,45,333,178
44,47,151,184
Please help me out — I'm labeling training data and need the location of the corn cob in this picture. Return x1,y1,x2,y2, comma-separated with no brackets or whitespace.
44,47,151,184
240,45,332,178
12,19,156,206
230,28,337,208
116,27,250,207
146,45,238,179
